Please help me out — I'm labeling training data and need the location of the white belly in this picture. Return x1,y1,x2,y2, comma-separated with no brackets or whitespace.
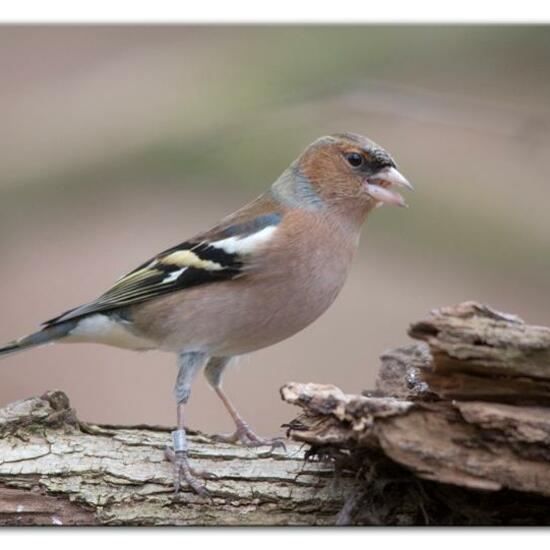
66,314,156,351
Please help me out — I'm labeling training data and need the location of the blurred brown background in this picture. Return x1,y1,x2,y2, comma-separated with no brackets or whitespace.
1,26,549,435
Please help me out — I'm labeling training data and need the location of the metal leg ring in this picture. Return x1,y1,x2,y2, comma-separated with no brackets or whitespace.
172,429,188,453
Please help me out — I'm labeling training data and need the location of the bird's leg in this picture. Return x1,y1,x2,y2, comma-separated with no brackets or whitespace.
204,357,286,451
164,403,209,496
164,351,212,496
213,387,286,451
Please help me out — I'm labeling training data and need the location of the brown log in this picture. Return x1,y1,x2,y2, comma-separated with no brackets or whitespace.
282,302,550,525
409,301,550,403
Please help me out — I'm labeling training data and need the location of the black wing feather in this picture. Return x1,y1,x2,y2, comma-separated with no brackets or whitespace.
44,240,243,326
42,212,281,327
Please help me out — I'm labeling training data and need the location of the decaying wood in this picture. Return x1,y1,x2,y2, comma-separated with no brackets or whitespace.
0,391,352,526
409,302,550,403
282,302,550,525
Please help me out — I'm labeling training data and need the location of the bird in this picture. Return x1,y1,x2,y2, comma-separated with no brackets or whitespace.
0,132,412,495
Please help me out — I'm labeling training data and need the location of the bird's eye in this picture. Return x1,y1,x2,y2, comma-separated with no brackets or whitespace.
344,152,364,168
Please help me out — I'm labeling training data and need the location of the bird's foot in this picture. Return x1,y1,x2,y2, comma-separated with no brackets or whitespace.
164,446,215,497
164,428,215,497
212,419,286,452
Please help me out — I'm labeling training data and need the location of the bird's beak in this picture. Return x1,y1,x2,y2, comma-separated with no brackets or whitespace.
364,166,414,208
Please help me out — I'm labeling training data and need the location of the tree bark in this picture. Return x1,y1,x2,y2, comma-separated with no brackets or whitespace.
0,391,351,526
282,302,550,525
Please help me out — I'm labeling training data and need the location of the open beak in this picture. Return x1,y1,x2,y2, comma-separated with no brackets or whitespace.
364,166,413,208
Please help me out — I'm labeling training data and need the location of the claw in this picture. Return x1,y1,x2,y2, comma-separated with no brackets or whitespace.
269,438,287,453
212,420,287,453
164,446,211,497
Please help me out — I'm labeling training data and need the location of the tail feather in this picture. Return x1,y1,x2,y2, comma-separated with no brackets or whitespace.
0,322,76,358
0,341,22,357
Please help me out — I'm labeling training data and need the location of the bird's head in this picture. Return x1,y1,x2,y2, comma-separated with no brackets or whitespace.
274,133,413,222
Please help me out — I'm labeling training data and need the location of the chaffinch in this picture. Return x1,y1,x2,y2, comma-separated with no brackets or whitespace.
0,132,412,495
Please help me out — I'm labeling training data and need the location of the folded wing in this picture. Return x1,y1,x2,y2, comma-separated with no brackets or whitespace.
44,212,282,326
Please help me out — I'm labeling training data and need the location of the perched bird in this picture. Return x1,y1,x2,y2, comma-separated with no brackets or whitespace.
0,133,412,495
